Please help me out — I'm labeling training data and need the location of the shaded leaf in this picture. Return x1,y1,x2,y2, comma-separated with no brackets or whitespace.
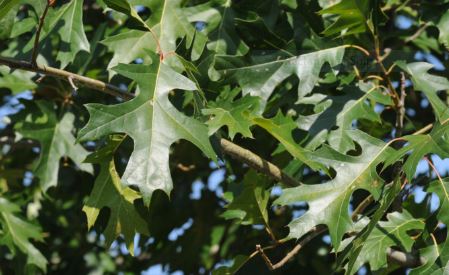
253,112,325,171
319,0,370,36
298,82,392,152
437,10,449,49
0,65,37,94
212,255,249,275
16,101,93,191
222,171,270,225
0,0,20,21
215,46,346,104
339,211,424,272
0,198,47,272
0,4,17,40
385,122,449,181
23,0,90,68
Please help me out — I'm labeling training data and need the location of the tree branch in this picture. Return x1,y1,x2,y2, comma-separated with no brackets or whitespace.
387,248,424,267
31,1,51,67
0,56,133,100
219,139,300,187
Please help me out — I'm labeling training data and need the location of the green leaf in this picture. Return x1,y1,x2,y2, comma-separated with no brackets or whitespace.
253,112,325,171
0,65,37,94
339,211,424,272
202,92,261,139
78,58,216,205
319,0,370,36
428,177,449,226
423,176,449,273
398,62,449,122
385,122,449,181
222,171,270,225
0,4,17,40
438,11,449,50
23,0,90,68
0,198,47,272
215,46,346,104
103,0,150,32
15,101,93,191
184,0,250,79
54,0,90,68
336,180,402,274
415,242,449,275
102,0,205,71
298,82,392,152
274,130,394,249
205,0,249,56
0,0,20,21
83,135,149,255
101,30,157,72
409,244,441,275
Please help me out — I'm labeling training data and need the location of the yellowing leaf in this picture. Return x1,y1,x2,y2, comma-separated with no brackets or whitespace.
83,136,149,255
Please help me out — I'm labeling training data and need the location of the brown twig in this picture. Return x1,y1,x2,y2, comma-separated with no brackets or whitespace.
351,195,374,221
404,22,431,44
396,72,407,138
256,225,327,270
425,157,444,183
373,37,400,108
31,1,51,67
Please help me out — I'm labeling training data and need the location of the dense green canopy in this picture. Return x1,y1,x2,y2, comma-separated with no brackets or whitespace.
1,0,449,274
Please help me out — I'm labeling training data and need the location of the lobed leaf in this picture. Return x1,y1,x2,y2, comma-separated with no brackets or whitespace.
78,58,216,205
15,101,93,191
275,130,395,249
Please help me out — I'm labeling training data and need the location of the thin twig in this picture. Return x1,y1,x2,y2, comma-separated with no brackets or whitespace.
351,195,374,221
374,37,400,107
413,123,433,135
425,157,444,183
31,1,51,67
256,225,327,270
67,76,78,91
404,22,431,43
395,72,407,138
